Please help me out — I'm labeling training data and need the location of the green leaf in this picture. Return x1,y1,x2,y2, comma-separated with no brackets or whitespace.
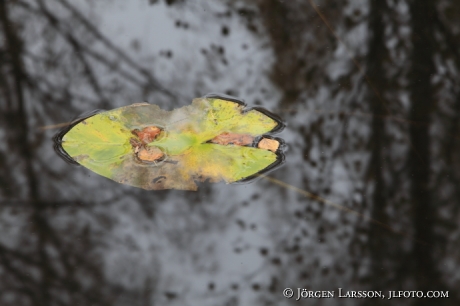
58,95,285,190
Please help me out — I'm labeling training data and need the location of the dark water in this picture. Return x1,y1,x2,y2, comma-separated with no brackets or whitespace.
0,1,459,305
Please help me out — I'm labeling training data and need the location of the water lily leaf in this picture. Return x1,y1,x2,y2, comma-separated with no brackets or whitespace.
56,95,285,190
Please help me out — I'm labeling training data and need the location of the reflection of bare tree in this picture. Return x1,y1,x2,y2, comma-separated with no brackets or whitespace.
2,0,460,305
366,0,392,295
250,0,460,303
0,0,172,304
408,1,443,300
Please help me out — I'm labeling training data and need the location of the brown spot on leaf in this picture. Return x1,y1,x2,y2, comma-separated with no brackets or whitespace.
257,138,279,152
133,126,162,144
210,132,254,146
137,146,164,163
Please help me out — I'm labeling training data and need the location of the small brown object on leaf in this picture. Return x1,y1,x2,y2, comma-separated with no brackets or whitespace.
130,137,142,147
210,132,254,146
133,126,162,144
137,146,164,163
257,138,279,152
129,138,142,153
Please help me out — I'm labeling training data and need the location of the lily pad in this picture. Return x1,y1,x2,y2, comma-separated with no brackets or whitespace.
55,94,285,190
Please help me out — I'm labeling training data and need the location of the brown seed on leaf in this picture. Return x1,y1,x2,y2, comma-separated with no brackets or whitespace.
257,138,279,152
133,126,162,144
137,146,164,163
210,132,254,146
